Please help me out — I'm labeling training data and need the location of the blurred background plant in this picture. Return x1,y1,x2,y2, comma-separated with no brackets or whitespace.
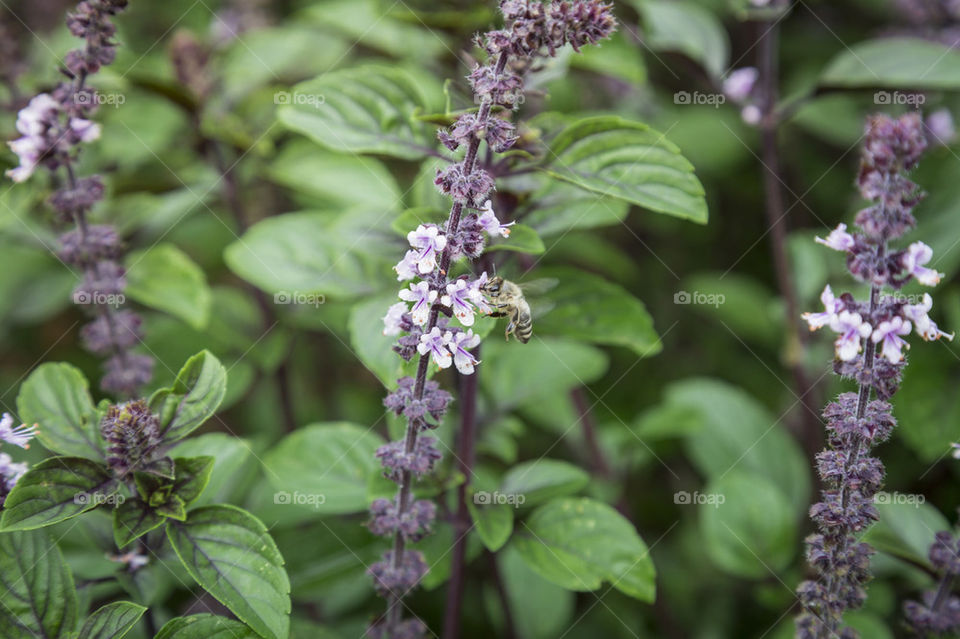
0,0,959,637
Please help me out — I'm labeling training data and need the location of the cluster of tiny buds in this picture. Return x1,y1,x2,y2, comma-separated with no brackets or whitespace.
100,399,162,477
5,0,151,397
904,530,960,635
0,413,38,504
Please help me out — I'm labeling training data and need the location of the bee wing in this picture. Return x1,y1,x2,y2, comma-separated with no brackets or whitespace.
531,299,555,320
518,278,559,296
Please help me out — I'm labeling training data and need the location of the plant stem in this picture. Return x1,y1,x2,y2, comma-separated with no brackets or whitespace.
442,344,479,639
756,16,821,456
488,550,519,639
385,50,508,631
571,387,612,479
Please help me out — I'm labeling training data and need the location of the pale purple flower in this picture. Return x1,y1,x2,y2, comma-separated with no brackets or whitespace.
6,94,59,183
0,414,36,449
926,109,956,146
441,279,481,327
0,452,27,491
394,250,419,281
952,442,960,460
477,200,514,238
407,224,447,274
15,93,58,136
741,104,762,126
383,302,408,336
815,223,855,252
722,67,758,103
872,316,912,363
903,242,944,286
830,310,872,361
69,117,100,143
449,330,481,375
903,293,954,342
418,327,452,369
802,285,844,331
398,282,437,326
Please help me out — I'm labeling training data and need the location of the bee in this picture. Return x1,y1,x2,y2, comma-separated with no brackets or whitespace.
481,276,533,343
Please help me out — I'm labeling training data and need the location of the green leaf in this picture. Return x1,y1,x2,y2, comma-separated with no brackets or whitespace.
513,497,656,601
862,498,950,567
172,456,215,505
224,209,393,300
113,498,166,548
1,457,117,531
485,546,575,639
125,244,212,330
263,422,384,515
633,0,729,79
481,338,608,407
468,499,514,552
277,65,444,159
348,292,415,387
268,139,401,211
17,362,102,459
303,0,451,62
77,601,146,639
632,402,703,440
698,471,796,578
485,224,545,254
167,505,290,639
170,433,253,506
150,350,227,443
570,30,646,84
681,271,783,347
670,378,811,510
535,267,661,356
820,37,960,89
0,530,78,638
540,116,707,223
500,459,590,507
521,182,629,237
155,614,259,639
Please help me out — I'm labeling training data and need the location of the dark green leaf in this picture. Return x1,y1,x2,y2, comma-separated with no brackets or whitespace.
481,338,608,407
77,601,146,639
125,244,211,330
1,457,117,531
16,362,102,459
699,471,796,578
155,614,259,639
633,0,729,78
0,530,78,638
820,37,960,89
541,116,707,223
468,498,514,552
113,498,166,548
862,498,950,567
485,224,545,254
513,497,656,601
167,505,290,639
500,459,590,506
172,456,215,505
535,267,661,356
277,65,444,159
348,292,416,387
263,423,384,515
150,350,227,443
224,209,394,300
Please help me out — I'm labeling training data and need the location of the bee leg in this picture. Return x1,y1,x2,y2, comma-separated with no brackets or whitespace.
504,320,514,341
